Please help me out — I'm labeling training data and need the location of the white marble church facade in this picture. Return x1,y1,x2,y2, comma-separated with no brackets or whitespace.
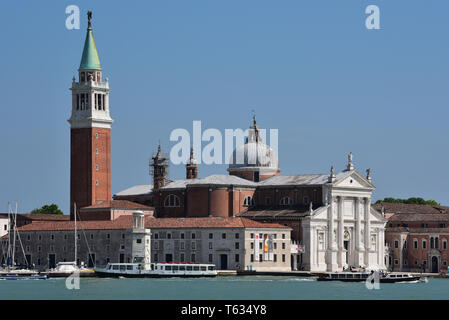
301,163,387,272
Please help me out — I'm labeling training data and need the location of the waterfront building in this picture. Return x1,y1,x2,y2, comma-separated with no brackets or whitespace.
147,217,291,271
374,202,449,273
118,122,387,272
1,211,152,270
2,215,290,272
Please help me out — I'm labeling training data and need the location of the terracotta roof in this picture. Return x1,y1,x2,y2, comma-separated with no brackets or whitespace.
387,227,449,234
372,202,449,215
388,213,449,223
81,200,153,210
14,216,290,232
20,214,70,221
16,215,134,232
238,207,310,219
145,217,290,230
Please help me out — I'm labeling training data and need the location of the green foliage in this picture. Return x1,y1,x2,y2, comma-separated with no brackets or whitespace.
375,197,440,206
30,203,64,215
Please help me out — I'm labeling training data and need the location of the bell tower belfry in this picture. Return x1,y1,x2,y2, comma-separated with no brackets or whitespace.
68,11,113,220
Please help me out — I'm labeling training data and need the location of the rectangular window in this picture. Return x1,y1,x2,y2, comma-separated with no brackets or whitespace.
180,253,185,262
181,233,185,239
414,239,418,249
422,240,427,249
259,254,263,262
167,233,172,239
191,233,196,239
191,242,196,250
282,254,286,262
250,233,254,239
235,254,239,263
107,233,110,239
191,254,196,262
235,233,239,239
222,233,226,239
444,241,447,250
282,234,286,240
208,254,213,263
235,242,240,250
154,233,159,239
180,242,185,250
136,239,142,244
274,254,277,262
394,240,399,248
209,242,213,250
394,259,399,265
282,243,286,250
250,242,254,249
209,233,213,239
250,254,254,262
154,254,158,262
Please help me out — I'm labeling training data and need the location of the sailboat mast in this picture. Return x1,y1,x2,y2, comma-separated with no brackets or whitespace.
74,202,77,265
7,203,11,266
11,203,16,267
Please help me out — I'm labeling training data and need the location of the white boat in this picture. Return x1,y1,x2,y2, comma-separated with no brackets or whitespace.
0,202,46,280
317,271,427,283
94,262,218,278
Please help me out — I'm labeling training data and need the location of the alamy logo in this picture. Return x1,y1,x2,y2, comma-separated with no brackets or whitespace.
169,121,279,166
365,271,380,290
65,5,80,30
65,270,80,290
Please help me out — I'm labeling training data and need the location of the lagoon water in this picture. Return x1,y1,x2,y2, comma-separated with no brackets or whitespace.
0,276,447,300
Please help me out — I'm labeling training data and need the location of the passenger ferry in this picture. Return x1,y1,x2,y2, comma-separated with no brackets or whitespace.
94,262,218,278
317,271,426,283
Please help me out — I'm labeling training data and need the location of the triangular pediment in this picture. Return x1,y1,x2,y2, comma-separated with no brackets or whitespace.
333,170,375,190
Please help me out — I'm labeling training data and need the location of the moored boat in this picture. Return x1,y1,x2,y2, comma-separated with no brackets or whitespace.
317,271,426,283
94,262,218,278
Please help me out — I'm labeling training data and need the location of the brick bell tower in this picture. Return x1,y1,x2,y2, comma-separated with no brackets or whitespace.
68,11,113,220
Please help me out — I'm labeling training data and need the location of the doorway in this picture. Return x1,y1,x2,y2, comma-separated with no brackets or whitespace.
220,254,228,270
48,254,56,269
431,256,439,273
119,253,125,263
165,254,173,263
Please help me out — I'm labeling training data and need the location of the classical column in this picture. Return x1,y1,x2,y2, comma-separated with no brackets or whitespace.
354,198,364,267
337,196,344,268
364,197,371,267
326,197,338,271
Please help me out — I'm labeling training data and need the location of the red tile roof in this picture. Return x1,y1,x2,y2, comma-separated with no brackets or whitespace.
373,202,448,215
16,215,134,232
14,216,289,232
145,217,290,230
20,214,70,221
81,200,153,210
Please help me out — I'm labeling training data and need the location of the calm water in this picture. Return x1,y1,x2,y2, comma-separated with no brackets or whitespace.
0,276,448,300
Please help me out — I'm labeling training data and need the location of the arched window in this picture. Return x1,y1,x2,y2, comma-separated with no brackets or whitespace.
280,197,292,206
243,196,254,207
164,194,180,207
430,237,434,249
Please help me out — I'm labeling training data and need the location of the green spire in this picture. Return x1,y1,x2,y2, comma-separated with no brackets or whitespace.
79,11,101,71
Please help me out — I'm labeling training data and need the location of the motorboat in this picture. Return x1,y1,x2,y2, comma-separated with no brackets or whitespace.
94,262,218,278
317,271,426,283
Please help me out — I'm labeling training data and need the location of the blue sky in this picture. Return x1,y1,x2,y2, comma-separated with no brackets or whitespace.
1,1,448,213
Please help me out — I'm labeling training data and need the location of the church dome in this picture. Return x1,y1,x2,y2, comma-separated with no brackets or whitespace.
228,115,280,181
229,141,279,171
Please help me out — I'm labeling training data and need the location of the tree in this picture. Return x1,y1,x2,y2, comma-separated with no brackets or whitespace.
31,204,64,215
375,197,440,206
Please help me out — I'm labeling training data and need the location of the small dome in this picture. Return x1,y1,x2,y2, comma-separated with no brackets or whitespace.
229,141,279,171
